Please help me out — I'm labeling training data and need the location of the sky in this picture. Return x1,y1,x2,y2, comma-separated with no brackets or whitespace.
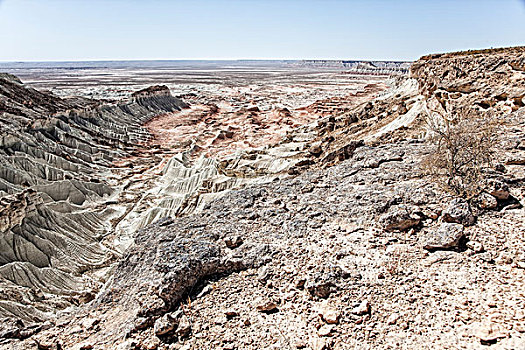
0,0,524,62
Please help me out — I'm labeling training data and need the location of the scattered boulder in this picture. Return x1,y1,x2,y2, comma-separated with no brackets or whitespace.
466,240,484,253
294,276,307,289
81,318,100,331
309,143,323,157
225,235,243,249
132,317,153,332
379,206,421,231
207,103,219,114
217,129,234,139
474,322,509,343
423,223,465,251
442,199,475,226
35,338,60,350
387,313,400,325
517,253,525,269
224,309,240,319
276,107,292,118
158,217,174,227
257,266,272,284
0,319,24,339
141,336,161,350
318,306,341,324
473,192,498,210
351,300,371,315
318,325,334,337
154,315,174,337
294,339,308,349
484,179,510,200
306,279,334,299
153,311,181,336
495,253,514,265
175,315,191,338
254,297,278,313
78,342,94,350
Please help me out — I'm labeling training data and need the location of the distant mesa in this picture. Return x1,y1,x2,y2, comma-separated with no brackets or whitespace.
132,85,173,98
295,60,412,74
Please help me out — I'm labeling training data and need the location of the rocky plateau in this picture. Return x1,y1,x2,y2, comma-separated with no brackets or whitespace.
0,51,524,350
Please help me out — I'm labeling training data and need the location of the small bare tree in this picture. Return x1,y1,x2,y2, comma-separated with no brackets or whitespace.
421,100,498,199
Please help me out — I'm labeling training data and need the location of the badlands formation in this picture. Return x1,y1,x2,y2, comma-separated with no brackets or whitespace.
0,50,524,350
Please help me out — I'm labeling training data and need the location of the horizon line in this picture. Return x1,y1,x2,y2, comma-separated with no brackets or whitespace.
1,45,518,64
0,58,415,64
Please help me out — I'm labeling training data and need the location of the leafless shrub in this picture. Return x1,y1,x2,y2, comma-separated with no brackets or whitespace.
421,104,499,199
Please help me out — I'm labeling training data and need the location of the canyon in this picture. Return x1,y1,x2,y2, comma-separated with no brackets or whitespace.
0,50,524,350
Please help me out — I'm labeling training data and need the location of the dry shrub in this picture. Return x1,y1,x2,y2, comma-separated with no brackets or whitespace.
421,106,499,199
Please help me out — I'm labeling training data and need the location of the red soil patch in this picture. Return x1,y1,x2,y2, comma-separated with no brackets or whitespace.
143,84,387,160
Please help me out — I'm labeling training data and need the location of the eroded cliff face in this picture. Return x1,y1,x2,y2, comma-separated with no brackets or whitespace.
412,47,525,122
0,77,188,331
2,47,525,350
312,46,525,167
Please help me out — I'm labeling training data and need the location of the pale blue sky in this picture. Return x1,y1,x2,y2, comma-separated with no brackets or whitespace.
0,0,524,62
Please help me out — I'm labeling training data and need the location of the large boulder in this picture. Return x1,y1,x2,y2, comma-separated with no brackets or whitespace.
379,205,421,231
442,199,475,226
484,179,510,200
473,192,498,210
423,223,465,251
